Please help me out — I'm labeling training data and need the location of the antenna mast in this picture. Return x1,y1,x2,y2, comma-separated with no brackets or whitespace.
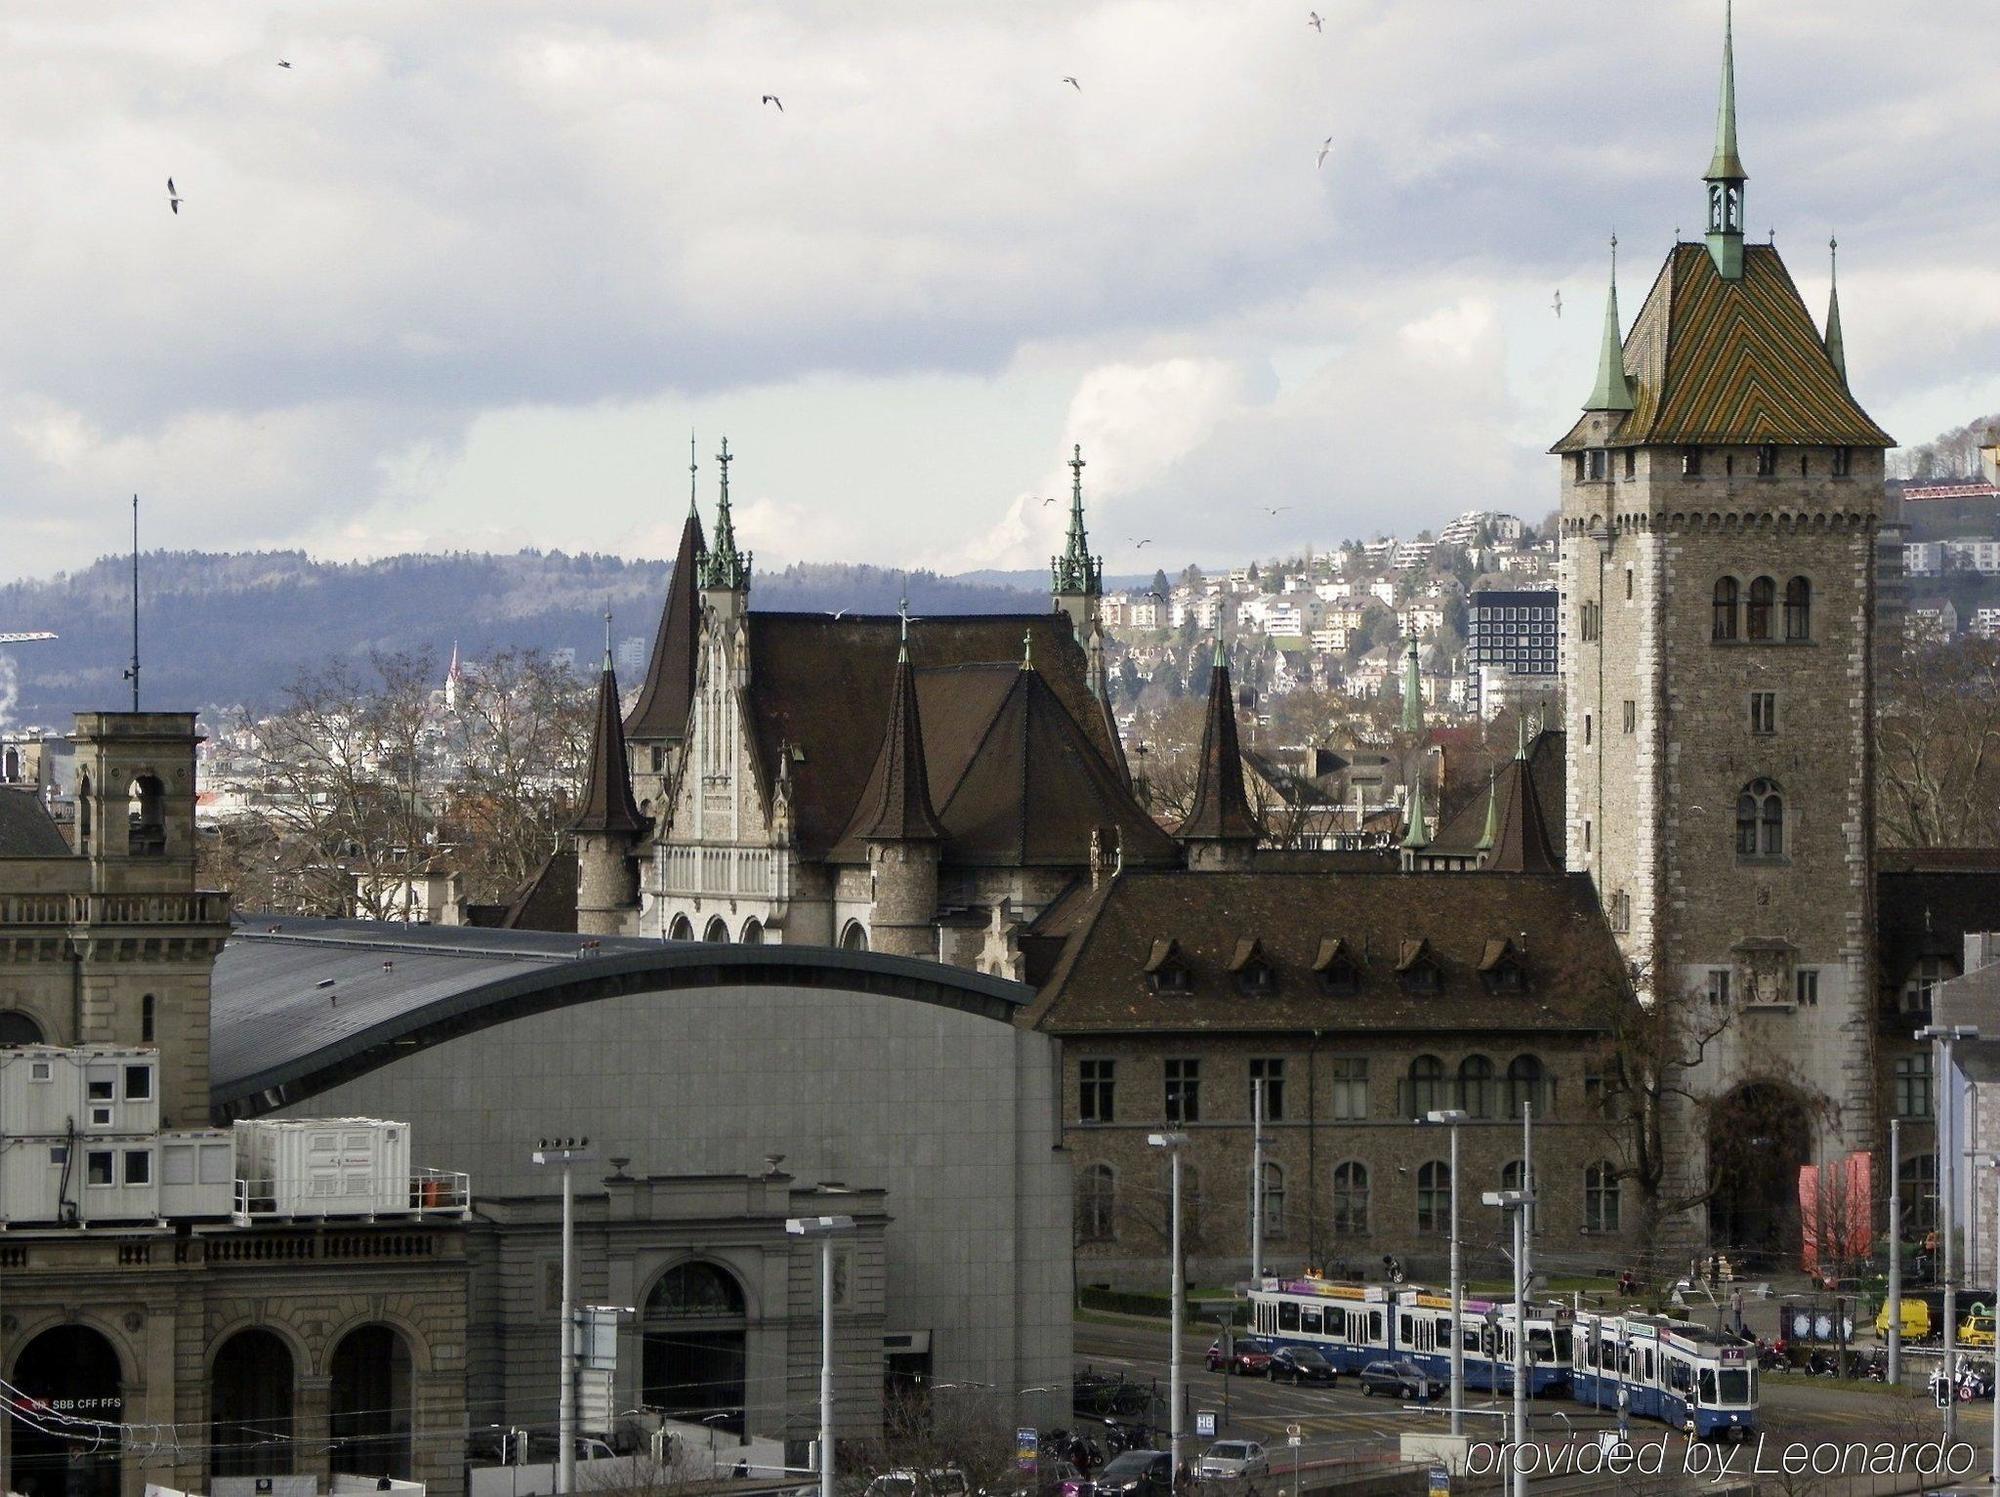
122,494,140,711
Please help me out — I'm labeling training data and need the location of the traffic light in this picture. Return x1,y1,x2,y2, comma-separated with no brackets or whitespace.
1936,1378,1952,1409
507,1429,530,1465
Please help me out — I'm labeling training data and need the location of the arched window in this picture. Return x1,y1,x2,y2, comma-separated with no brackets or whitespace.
1406,1055,1447,1117
1416,1160,1451,1233
839,920,869,952
702,916,730,943
211,1328,296,1477
1746,577,1775,640
1893,1051,1933,1119
1585,1162,1621,1232
1506,1055,1546,1119
1259,1161,1286,1238
1457,1055,1495,1119
329,1325,413,1479
1712,578,1739,641
1331,1162,1369,1235
2,746,17,781
127,775,166,855
1079,1163,1116,1242
1735,778,1784,857
78,772,92,853
0,1010,44,1046
643,1262,748,1432
1898,1153,1937,1235
668,914,694,941
739,918,763,945
1784,577,1811,640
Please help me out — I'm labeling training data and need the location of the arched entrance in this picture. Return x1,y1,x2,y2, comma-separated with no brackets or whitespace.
1708,1081,1813,1270
211,1329,296,1476
642,1261,747,1434
0,1010,44,1045
9,1324,124,1497
329,1324,413,1480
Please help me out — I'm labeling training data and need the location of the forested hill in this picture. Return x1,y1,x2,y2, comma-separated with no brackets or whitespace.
0,551,1042,726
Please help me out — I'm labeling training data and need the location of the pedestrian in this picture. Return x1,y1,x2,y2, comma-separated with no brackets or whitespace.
1731,1287,1745,1338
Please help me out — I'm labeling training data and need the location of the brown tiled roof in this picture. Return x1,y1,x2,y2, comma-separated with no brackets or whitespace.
1553,243,1892,452
572,664,646,836
467,846,580,932
853,646,944,842
744,612,1141,862
1177,656,1260,844
1431,731,1566,871
1877,867,2000,986
1023,868,1629,1036
624,510,704,741
1487,757,1560,874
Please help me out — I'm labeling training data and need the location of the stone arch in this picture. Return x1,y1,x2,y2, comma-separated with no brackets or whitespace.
0,1009,45,1045
640,1258,750,1432
739,917,764,944
328,1322,415,1479
701,915,730,943
210,1326,298,1477
668,914,694,941
317,1308,435,1378
839,919,869,952
1707,1079,1814,1268
9,1322,128,1497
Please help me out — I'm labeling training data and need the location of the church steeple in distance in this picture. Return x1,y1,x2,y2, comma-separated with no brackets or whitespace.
700,436,751,593
1585,235,1635,412
1051,444,1103,599
1703,0,1748,280
1824,236,1848,383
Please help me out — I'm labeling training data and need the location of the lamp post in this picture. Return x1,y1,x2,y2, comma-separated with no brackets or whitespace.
1965,1152,2000,1490
1887,1118,1902,1387
1425,1109,1468,1437
1918,1023,1978,1445
1149,1132,1191,1482
1252,1079,1266,1284
1483,1187,1535,1497
531,1137,594,1496
787,1215,859,1497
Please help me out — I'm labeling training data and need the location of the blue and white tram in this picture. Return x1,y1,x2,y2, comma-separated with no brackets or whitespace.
1572,1311,1758,1441
1247,1279,1393,1375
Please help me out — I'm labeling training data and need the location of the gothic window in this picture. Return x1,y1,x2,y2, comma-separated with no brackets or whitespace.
1735,778,1784,857
1893,1052,1932,1119
1622,700,1636,734
1755,444,1778,477
1746,577,1775,640
1712,578,1739,640
669,914,694,941
1585,1162,1622,1232
1457,1055,1495,1118
1405,1055,1447,1117
1784,577,1811,640
1682,446,1704,477
1416,1160,1451,1233
127,775,166,855
839,919,869,951
78,773,91,853
1624,569,1634,601
1331,1162,1370,1234
739,918,764,944
1079,1164,1116,1241
1505,1054,1547,1119
702,916,730,943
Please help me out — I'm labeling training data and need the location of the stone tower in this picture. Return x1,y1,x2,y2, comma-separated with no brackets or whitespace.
1177,635,1259,870
572,623,647,937
862,612,944,958
1554,3,1892,1179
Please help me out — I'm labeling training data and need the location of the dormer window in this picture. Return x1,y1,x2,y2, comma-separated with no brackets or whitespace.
1145,938,1191,994
1312,937,1363,996
1396,939,1443,995
1228,938,1277,996
1478,938,1529,995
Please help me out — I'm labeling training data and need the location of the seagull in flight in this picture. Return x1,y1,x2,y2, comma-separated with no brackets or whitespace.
1308,11,1324,30
828,608,849,620
1129,537,1152,549
761,94,783,111
1040,495,1059,506
1062,76,1080,90
1317,137,1334,168
277,59,292,69
166,177,183,214
1263,505,1292,516
1551,290,1563,318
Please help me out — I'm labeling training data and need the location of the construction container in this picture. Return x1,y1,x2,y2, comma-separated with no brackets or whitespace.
159,1129,236,1218
232,1117,412,1218
0,1046,159,1140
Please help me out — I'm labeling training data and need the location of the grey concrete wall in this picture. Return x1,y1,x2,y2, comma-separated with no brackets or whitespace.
275,980,1072,1428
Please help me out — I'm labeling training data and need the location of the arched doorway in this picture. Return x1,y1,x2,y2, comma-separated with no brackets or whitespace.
211,1329,296,1476
10,1324,124,1497
0,1010,44,1045
1708,1081,1813,1269
642,1261,747,1434
329,1324,413,1480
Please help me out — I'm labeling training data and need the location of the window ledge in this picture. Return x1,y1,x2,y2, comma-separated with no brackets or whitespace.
1735,856,1792,869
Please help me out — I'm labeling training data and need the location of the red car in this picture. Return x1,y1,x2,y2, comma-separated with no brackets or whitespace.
1206,1336,1275,1375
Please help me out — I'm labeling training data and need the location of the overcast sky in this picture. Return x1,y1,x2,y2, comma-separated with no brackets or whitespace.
2,0,1996,586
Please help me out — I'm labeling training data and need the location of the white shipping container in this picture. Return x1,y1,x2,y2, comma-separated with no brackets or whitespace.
159,1129,236,1218
233,1117,412,1218
0,1046,159,1141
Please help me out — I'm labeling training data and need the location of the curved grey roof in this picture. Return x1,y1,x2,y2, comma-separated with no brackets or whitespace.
212,916,1030,1116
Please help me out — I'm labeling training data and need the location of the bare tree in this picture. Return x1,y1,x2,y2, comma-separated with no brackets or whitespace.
1877,636,2000,847
840,1386,1022,1497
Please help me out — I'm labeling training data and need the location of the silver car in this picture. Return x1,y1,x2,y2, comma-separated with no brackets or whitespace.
1197,1440,1271,1480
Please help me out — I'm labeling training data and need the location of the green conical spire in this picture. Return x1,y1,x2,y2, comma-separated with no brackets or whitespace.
1824,236,1847,382
1212,628,1227,670
700,436,751,591
1400,636,1423,735
1474,771,1499,853
1707,0,1747,180
1703,0,1748,279
1585,235,1635,412
1051,444,1103,597
1401,764,1430,851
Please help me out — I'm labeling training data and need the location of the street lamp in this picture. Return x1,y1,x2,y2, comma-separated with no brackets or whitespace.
1483,1187,1534,1497
1149,1132,1191,1480
1425,1109,1468,1438
1917,1023,1978,1445
531,1137,593,1496
788,1214,858,1497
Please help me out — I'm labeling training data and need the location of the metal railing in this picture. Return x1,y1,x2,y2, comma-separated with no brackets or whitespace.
0,891,231,927
231,1167,471,1223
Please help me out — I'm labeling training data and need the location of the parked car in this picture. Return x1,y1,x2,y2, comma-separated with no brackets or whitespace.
1197,1441,1271,1481
1267,1346,1338,1385
1960,1313,1997,1349
1876,1297,1931,1341
1091,1451,1172,1497
864,1470,970,1497
1205,1336,1275,1375
1358,1359,1436,1401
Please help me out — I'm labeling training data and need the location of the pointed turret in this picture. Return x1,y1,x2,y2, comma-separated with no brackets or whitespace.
1051,444,1106,666
624,436,707,747
1702,0,1749,280
1400,636,1424,734
1399,763,1430,868
1482,729,1561,874
700,437,752,595
862,605,944,957
1177,633,1259,869
1585,236,1636,412
1474,772,1500,854
573,612,647,935
1824,236,1847,383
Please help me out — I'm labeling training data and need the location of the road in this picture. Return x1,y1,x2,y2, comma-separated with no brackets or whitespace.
1075,1317,1997,1494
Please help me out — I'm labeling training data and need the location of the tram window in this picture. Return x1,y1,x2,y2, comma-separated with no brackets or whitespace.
1554,1328,1572,1362
1324,1308,1344,1338
1618,1345,1631,1375
1529,1329,1555,1363
1699,1368,1717,1404
1301,1308,1321,1335
1370,1312,1384,1343
1670,1359,1691,1392
1462,1326,1480,1353
1279,1302,1300,1332
1718,1368,1749,1404
1643,1348,1654,1381
1399,1314,1414,1344
1436,1317,1451,1346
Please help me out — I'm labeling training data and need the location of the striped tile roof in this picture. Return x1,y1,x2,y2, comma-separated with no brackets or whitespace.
1555,243,1891,451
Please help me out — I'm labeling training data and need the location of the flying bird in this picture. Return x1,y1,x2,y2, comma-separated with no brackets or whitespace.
166,178,183,214
1308,11,1324,30
1129,537,1152,549
1551,290,1563,318
1040,495,1059,506
1263,505,1291,516
1317,137,1334,168
1062,76,1080,90
277,59,292,68
762,94,783,111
